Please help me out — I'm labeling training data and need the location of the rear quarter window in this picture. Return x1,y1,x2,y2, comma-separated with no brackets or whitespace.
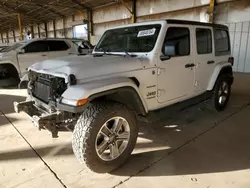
214,29,230,56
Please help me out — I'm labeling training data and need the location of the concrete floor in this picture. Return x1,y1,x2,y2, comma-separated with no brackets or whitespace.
0,73,250,188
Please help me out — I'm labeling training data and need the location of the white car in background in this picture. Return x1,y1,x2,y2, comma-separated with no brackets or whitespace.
0,46,9,52
0,38,93,86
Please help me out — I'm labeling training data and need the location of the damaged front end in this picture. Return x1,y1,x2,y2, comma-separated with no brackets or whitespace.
14,71,80,138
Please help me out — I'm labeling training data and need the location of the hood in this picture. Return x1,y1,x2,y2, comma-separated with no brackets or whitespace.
30,54,145,80
0,51,16,61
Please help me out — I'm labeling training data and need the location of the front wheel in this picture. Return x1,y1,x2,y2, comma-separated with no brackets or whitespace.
211,74,232,111
72,102,138,173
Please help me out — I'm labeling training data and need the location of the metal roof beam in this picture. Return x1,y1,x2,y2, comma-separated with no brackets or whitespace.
0,2,46,23
13,0,79,10
37,4,64,17
71,0,90,10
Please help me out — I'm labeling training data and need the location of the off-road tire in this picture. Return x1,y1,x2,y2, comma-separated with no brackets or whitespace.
210,74,232,112
72,101,138,173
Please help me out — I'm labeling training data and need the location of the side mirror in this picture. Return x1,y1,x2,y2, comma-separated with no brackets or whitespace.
19,49,25,54
160,43,176,61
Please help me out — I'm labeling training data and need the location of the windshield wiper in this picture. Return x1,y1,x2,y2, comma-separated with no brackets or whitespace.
120,49,137,57
93,48,123,57
93,48,137,57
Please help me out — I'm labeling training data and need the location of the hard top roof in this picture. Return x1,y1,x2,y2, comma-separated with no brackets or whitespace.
166,19,228,29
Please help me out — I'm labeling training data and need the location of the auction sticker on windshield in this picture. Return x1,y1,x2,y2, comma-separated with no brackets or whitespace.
137,28,156,37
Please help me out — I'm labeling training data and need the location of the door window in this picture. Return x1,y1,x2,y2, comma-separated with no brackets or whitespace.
48,41,69,51
24,41,49,53
214,29,230,56
196,28,212,54
163,27,190,56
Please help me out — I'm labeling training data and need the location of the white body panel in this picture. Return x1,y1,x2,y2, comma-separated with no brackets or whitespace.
193,26,216,92
62,77,148,112
207,62,232,90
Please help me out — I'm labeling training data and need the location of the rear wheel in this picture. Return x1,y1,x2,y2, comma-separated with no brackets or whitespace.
0,64,19,86
211,74,231,111
72,102,138,173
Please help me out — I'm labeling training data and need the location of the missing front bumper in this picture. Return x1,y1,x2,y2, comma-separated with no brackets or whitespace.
13,101,63,138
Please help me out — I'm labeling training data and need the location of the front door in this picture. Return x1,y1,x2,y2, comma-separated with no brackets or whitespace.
194,27,215,92
157,26,195,104
18,41,49,75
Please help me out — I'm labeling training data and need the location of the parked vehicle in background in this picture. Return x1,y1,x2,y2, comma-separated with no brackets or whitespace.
0,46,9,52
14,20,234,173
76,40,94,54
0,38,93,86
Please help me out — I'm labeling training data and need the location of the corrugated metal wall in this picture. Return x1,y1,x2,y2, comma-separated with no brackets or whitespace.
228,22,250,72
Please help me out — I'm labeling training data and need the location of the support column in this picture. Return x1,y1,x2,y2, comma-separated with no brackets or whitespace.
6,31,9,43
62,17,66,37
120,0,136,23
38,25,41,38
17,13,23,40
1,33,3,43
13,30,16,42
87,9,93,42
63,16,67,38
30,26,34,39
44,22,48,38
132,0,136,23
209,0,215,23
53,20,56,38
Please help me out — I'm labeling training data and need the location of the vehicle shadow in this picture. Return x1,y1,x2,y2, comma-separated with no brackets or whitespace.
0,93,26,128
0,144,73,161
111,103,250,177
0,94,26,115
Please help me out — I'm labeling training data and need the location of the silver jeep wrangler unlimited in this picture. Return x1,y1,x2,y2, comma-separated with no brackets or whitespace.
14,19,234,173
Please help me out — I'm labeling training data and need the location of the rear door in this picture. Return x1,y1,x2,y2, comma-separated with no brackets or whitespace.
47,40,70,59
18,40,49,74
194,26,215,92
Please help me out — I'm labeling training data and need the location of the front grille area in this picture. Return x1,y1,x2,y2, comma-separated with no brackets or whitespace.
33,79,51,103
30,72,67,104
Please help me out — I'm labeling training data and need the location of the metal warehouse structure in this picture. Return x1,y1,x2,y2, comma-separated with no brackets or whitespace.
228,21,250,72
0,0,250,72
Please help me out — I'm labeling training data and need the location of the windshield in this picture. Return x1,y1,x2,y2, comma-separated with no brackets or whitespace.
95,24,161,53
2,42,25,52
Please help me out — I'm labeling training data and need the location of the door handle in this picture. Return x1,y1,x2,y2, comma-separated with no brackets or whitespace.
185,63,195,68
207,60,215,64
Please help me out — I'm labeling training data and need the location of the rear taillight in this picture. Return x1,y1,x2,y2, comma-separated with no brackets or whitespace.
228,57,234,66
